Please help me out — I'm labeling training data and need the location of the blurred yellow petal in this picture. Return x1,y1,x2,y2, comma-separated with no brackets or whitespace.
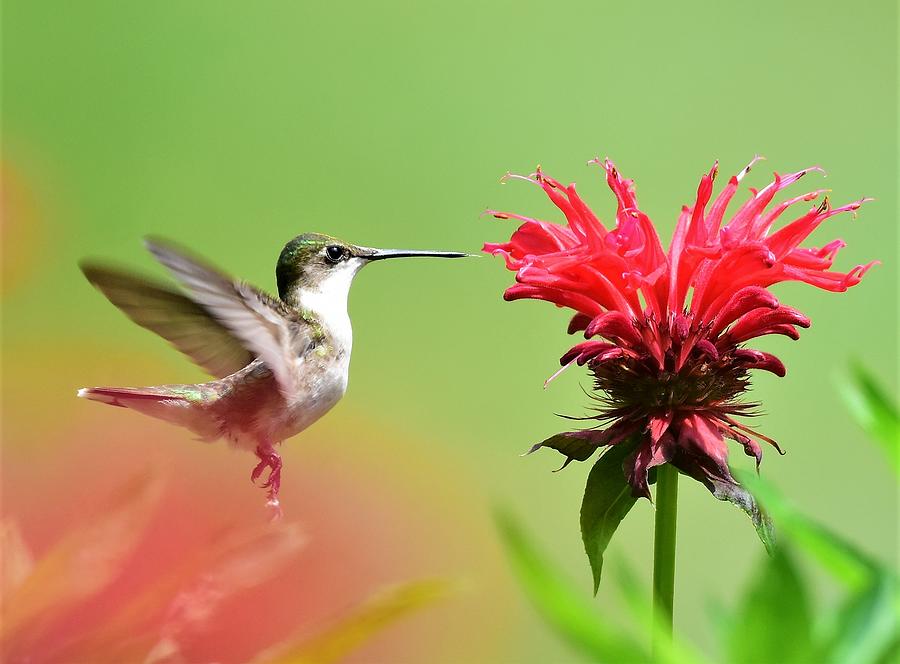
258,579,451,664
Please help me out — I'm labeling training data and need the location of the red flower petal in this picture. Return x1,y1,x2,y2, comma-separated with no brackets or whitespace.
486,157,872,498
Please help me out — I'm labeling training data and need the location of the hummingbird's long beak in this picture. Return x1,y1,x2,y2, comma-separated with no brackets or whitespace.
362,248,472,261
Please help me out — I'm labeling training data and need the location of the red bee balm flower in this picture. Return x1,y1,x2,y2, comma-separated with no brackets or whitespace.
485,157,875,500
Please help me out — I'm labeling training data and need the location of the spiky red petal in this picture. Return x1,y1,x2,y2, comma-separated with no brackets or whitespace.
486,157,872,497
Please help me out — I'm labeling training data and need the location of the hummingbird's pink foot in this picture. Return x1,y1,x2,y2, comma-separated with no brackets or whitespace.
251,445,283,515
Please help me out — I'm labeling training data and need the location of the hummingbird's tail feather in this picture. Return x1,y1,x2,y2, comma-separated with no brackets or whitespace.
77,385,221,441
77,386,190,407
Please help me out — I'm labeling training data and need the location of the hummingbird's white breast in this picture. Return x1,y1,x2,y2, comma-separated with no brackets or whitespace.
205,258,369,451
262,259,365,444
295,257,365,356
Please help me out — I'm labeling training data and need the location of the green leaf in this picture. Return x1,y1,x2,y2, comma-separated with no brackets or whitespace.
705,597,733,658
527,430,603,471
736,470,881,591
838,362,900,477
817,575,900,664
580,441,639,594
727,547,813,664
495,510,649,663
704,475,776,555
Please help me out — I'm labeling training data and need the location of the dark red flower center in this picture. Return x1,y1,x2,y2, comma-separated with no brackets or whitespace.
586,313,752,420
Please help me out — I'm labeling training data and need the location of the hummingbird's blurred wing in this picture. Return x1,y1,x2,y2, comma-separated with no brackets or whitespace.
81,264,254,378
145,238,309,396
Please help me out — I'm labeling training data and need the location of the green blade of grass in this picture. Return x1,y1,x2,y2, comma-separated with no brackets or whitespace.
496,509,650,663
816,575,900,664
736,470,884,592
259,579,451,664
727,547,813,664
613,560,710,664
837,363,900,477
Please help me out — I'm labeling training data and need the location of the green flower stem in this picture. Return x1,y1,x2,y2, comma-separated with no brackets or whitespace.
652,463,679,644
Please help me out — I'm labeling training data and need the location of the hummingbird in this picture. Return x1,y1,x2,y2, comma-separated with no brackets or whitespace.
78,233,468,513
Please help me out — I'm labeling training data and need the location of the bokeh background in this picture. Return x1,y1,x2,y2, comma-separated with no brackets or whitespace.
3,1,897,661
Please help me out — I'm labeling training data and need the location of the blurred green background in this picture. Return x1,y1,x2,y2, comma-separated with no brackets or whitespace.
3,1,896,661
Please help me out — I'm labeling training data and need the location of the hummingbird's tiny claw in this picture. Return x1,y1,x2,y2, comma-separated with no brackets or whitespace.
251,458,268,486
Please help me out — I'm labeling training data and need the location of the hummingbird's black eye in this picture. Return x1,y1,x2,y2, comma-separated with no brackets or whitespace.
324,245,346,264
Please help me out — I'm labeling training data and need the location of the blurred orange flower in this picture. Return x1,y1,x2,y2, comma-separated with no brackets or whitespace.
1,474,446,664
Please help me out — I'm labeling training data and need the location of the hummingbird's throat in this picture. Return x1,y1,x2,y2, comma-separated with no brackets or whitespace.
295,260,362,353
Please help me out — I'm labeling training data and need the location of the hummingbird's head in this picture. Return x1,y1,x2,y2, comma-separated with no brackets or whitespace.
276,233,468,306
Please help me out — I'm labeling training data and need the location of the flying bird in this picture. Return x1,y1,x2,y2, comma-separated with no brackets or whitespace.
78,233,468,513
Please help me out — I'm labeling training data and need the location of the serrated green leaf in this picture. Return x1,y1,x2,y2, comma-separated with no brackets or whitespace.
727,547,813,664
495,510,649,663
838,363,900,477
580,441,639,594
736,470,881,591
816,575,900,664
